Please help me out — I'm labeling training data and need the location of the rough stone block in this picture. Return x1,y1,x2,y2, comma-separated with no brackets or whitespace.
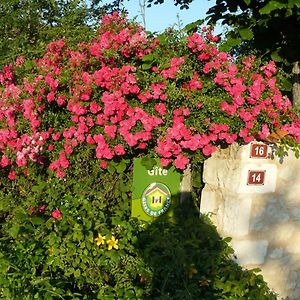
286,238,300,254
222,195,252,237
269,248,284,259
200,186,224,227
272,222,294,242
231,240,268,265
200,186,217,215
237,163,277,194
237,142,271,161
203,158,277,194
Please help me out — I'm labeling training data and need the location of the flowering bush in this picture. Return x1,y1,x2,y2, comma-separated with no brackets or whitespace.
0,12,293,298
0,12,299,180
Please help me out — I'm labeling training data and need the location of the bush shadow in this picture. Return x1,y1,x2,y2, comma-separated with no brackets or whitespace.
135,192,277,300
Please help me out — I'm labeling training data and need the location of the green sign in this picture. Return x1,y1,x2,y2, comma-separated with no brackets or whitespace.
131,158,181,221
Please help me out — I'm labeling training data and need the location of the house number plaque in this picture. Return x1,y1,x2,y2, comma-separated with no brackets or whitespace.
250,143,269,158
247,170,266,185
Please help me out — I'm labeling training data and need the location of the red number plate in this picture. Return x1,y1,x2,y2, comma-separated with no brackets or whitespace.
247,170,266,185
250,144,268,158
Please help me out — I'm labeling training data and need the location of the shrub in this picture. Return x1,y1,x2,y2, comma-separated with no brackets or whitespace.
0,158,277,299
0,12,292,299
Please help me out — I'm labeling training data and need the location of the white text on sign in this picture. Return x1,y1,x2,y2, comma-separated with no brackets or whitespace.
148,166,168,176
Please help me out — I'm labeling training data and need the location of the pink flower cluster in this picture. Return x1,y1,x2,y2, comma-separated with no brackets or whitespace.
28,204,62,220
0,13,299,180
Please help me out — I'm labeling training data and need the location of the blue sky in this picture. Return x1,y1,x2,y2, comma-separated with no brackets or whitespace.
100,0,220,33
123,0,216,33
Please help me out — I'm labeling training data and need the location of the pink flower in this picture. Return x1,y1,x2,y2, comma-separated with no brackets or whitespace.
28,206,36,215
90,102,101,114
203,144,218,156
160,158,172,167
114,144,126,155
39,205,46,213
51,209,62,220
47,91,55,102
174,154,189,170
99,161,108,168
48,144,55,151
258,124,270,140
104,125,117,139
154,103,167,116
1,155,10,167
56,168,66,178
8,171,16,180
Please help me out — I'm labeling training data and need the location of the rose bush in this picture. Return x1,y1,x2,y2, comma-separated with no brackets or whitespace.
0,11,294,299
0,12,299,180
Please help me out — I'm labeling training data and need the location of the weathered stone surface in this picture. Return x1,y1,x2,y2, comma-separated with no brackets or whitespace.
231,240,268,265
285,188,300,204
222,195,252,237
290,207,300,220
272,223,295,242
238,142,272,161
202,159,241,191
180,165,191,203
286,232,300,254
200,142,300,300
269,248,284,259
237,163,277,194
200,186,224,227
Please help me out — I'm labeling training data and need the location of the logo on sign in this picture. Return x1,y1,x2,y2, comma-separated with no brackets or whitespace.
247,170,266,185
141,182,171,217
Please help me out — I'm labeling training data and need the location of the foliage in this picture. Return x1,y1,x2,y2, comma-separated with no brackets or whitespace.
0,0,124,68
206,0,300,66
0,12,297,299
206,0,300,104
145,0,194,9
146,0,300,101
0,155,277,299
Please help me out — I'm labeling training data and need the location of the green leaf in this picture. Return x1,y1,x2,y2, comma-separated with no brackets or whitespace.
271,51,282,62
220,36,241,52
238,28,253,40
74,269,81,278
156,34,168,45
183,19,204,33
289,0,300,8
107,163,116,174
31,216,44,225
8,224,20,238
140,157,157,170
23,60,34,70
116,160,127,173
279,78,292,91
0,259,9,274
142,54,154,62
225,36,242,47
192,171,202,189
15,211,27,221
243,0,251,5
259,0,285,14
142,63,152,70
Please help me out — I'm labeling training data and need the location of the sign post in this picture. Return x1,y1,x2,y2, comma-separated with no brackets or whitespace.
131,158,181,221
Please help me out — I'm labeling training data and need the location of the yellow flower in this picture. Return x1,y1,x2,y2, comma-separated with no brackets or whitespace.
48,246,55,256
107,236,119,250
95,233,106,246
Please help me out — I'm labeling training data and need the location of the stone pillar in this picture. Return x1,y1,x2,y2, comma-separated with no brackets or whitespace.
200,142,300,300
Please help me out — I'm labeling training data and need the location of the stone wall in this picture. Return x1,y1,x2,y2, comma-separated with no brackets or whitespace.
200,142,300,300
